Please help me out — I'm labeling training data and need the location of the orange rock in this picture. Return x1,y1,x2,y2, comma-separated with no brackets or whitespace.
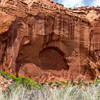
0,0,100,82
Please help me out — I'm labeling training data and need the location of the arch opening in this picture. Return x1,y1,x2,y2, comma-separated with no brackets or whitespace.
39,47,69,70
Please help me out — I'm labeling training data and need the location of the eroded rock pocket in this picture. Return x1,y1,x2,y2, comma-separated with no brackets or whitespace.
39,47,69,70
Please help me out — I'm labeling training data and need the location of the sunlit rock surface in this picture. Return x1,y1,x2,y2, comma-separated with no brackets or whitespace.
0,0,100,82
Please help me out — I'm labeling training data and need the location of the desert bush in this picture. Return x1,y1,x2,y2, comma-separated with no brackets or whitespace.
0,84,100,100
0,71,41,89
1,71,100,100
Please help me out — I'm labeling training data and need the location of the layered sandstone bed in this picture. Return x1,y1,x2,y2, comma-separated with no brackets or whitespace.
0,0,100,82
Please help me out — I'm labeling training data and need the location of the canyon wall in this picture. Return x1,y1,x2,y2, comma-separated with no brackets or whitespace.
0,0,100,82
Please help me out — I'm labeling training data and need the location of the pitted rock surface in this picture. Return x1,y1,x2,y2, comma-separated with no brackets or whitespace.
0,0,100,82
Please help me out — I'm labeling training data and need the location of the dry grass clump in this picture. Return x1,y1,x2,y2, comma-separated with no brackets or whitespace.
1,71,100,100
0,84,100,100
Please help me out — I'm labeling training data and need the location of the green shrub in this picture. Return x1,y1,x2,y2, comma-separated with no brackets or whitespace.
48,81,54,86
60,81,68,86
0,71,41,90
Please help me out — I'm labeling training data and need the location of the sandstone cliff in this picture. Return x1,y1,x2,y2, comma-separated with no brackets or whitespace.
0,0,100,82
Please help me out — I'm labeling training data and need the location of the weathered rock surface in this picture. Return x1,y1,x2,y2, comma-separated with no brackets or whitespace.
0,0,100,82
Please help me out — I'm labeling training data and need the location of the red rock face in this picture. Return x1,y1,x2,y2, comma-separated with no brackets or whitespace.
0,0,100,82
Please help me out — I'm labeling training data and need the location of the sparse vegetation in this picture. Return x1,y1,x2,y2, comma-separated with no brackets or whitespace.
1,71,100,100
0,84,100,100
0,71,41,89
68,8,72,10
